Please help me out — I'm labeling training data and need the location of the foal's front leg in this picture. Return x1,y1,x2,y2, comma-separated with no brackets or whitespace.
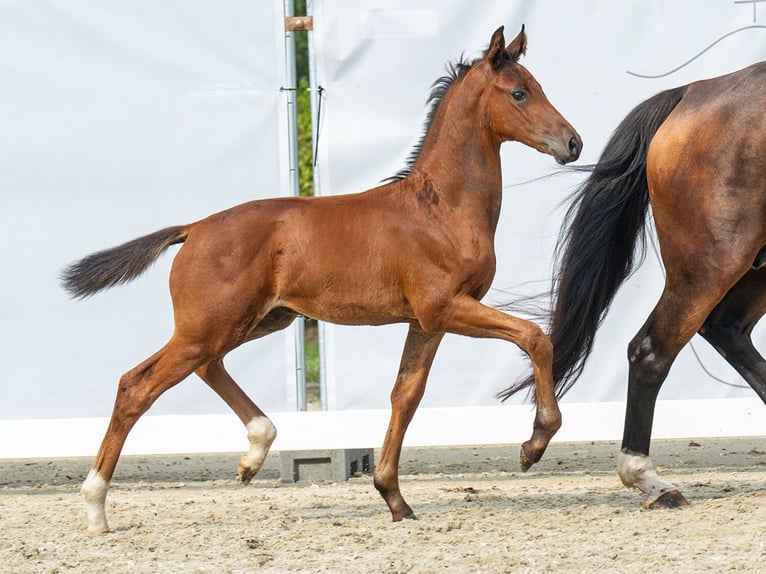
421,294,562,468
374,326,444,521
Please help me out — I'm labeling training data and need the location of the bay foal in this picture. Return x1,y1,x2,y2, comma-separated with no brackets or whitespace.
63,26,581,534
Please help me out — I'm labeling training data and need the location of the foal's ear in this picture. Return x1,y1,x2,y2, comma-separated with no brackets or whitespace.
487,25,507,69
507,24,527,62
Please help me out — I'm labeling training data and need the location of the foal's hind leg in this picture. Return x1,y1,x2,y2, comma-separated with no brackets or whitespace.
195,359,277,483
195,309,295,482
699,268,766,403
82,340,207,534
374,325,443,521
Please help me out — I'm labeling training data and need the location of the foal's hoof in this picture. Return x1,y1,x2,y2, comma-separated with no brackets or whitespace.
238,466,256,485
519,449,534,472
391,508,418,522
643,489,690,510
519,442,542,472
85,525,110,536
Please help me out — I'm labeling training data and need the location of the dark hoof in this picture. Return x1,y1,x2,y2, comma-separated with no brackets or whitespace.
644,489,690,510
238,467,256,485
403,513,419,521
519,445,539,472
391,509,418,522
519,451,533,472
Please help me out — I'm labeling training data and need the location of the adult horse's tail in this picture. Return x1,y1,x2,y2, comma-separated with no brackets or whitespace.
61,226,188,299
500,85,687,401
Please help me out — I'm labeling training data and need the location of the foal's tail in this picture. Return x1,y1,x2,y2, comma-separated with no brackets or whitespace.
499,85,687,401
60,226,188,299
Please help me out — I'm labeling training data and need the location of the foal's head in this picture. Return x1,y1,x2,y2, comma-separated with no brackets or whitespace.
473,26,581,165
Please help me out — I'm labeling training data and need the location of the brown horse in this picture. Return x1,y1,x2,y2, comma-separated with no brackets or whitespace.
62,25,581,534
501,61,766,508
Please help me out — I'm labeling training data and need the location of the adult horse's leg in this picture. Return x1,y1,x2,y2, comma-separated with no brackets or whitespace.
82,339,207,534
618,298,692,509
618,266,755,508
699,268,766,403
419,294,562,468
374,326,443,521
195,359,277,483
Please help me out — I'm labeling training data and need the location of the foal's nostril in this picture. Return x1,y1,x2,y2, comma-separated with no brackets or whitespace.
568,136,579,157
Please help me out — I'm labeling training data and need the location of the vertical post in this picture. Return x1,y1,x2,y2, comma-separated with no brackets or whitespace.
283,0,307,411
306,0,328,410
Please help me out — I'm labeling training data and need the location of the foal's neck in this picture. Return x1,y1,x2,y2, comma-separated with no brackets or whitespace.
411,79,503,223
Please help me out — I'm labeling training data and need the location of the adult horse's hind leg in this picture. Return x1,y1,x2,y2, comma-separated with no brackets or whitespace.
374,326,444,521
699,268,766,403
82,339,208,534
618,269,751,509
195,359,277,483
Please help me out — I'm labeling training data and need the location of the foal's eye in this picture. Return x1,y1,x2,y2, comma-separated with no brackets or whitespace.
511,90,526,102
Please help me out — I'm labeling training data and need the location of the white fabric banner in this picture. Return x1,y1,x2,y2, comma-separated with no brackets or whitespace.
0,0,297,420
313,0,766,409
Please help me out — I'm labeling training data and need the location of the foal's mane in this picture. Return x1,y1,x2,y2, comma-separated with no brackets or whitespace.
385,54,480,182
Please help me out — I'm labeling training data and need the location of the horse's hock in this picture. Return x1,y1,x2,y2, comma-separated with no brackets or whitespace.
279,449,375,483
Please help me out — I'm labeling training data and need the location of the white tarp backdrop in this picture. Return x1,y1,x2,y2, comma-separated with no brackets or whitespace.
1,1,765,457
313,0,766,409
0,0,297,420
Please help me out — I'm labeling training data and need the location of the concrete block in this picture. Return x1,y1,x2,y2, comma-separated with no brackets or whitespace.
279,448,375,483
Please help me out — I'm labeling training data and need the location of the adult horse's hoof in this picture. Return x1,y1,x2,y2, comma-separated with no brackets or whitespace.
643,489,690,509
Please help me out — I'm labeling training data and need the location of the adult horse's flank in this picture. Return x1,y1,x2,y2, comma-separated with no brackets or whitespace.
62,26,581,534
501,61,766,508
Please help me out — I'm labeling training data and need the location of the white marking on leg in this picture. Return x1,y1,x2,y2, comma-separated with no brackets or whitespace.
240,416,277,477
81,469,110,535
617,452,678,507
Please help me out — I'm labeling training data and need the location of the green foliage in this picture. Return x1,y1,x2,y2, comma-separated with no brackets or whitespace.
297,76,314,197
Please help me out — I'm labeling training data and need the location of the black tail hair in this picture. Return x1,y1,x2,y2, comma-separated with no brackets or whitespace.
499,85,687,401
60,226,187,299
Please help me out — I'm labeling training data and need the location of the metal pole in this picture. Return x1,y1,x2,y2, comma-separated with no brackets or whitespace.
306,0,328,410
283,0,307,411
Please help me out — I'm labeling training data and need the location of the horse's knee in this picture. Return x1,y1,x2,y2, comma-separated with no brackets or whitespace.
524,323,552,364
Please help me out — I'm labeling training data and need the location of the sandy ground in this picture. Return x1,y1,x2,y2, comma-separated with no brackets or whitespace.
1,437,765,573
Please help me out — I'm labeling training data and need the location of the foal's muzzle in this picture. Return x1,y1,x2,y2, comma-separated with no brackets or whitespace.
552,132,582,165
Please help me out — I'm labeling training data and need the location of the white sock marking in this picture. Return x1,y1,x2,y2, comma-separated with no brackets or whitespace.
81,469,110,535
617,452,677,506
240,416,277,475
